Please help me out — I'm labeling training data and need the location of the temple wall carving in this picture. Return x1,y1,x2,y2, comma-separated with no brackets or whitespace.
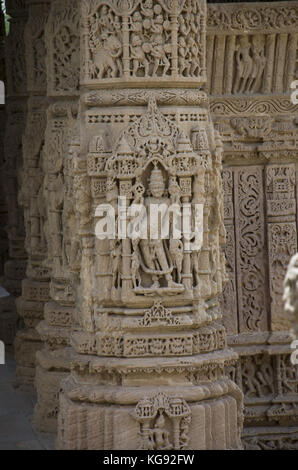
31,0,80,432
0,0,28,346
54,0,244,450
206,1,298,450
13,0,50,386
1,0,298,450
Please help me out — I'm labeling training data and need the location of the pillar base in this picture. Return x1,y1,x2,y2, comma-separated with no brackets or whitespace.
34,347,72,433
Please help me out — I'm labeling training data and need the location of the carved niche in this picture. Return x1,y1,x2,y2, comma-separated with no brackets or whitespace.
134,392,191,450
94,96,212,305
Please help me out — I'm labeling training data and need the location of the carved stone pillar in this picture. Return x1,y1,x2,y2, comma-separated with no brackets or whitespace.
12,0,50,386
0,0,28,346
34,0,80,432
57,0,243,450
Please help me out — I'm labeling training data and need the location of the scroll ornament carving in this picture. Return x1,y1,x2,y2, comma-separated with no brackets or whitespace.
237,168,267,332
207,4,298,32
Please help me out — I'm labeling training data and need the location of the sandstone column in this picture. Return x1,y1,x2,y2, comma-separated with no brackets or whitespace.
34,0,80,432
0,0,28,346
13,0,50,385
57,0,243,450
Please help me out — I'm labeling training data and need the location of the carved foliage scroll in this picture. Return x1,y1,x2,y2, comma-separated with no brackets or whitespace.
221,168,237,335
234,166,268,333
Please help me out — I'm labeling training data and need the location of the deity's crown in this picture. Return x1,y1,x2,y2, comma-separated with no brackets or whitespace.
149,166,165,190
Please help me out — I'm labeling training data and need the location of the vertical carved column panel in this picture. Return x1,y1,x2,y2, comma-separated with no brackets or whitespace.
56,0,243,450
0,0,28,346
221,168,237,335
13,0,50,386
234,166,268,334
33,0,80,432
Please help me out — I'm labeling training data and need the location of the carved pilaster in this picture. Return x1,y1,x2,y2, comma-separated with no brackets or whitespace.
0,0,28,346
14,0,50,385
56,0,243,450
33,0,80,432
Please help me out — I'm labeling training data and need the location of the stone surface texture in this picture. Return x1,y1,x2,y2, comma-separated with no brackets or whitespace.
0,0,298,451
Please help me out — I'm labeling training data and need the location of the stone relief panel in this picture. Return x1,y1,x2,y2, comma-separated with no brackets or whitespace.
42,102,78,278
241,354,274,399
210,99,298,162
206,2,298,96
221,168,237,335
134,392,191,450
81,0,207,86
207,3,298,34
20,97,49,280
234,166,268,333
46,0,80,96
220,164,298,335
243,433,298,451
5,17,27,97
2,102,27,268
24,3,49,94
278,354,298,397
89,97,218,311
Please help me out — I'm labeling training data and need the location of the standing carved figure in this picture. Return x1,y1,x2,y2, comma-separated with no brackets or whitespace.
233,36,253,94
